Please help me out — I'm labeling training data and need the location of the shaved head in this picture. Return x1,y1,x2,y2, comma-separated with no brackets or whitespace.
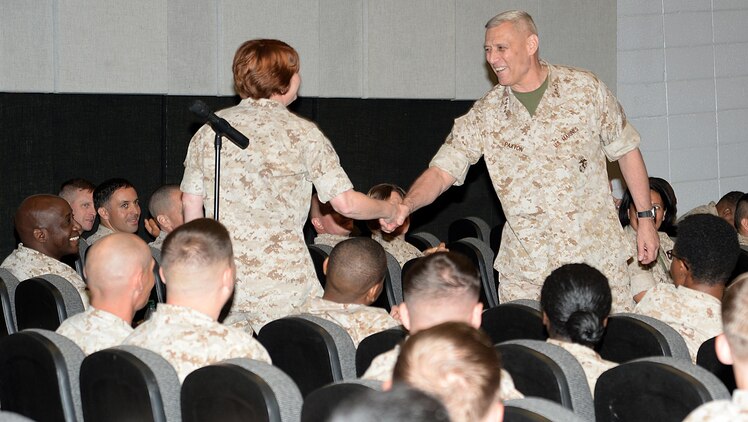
84,232,155,311
14,194,82,260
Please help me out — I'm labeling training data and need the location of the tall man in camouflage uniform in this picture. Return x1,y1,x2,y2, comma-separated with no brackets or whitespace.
383,10,659,312
57,233,155,354
1,194,89,307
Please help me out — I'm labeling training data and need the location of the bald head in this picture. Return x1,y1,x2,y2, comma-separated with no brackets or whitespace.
84,233,155,314
14,194,82,260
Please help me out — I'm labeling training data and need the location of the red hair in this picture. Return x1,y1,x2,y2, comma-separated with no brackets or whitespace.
232,39,299,99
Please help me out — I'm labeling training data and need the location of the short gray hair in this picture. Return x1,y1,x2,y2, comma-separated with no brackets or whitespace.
485,10,538,36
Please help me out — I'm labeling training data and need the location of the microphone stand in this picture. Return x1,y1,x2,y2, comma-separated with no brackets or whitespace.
189,100,250,222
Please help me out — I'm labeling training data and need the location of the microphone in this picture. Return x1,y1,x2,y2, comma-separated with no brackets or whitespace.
189,100,249,149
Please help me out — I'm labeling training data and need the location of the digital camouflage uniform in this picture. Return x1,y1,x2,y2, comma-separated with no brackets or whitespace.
371,232,423,267
85,224,115,245
313,233,350,248
684,390,748,421
625,226,674,298
430,63,637,312
546,338,617,393
123,303,271,382
361,343,524,400
148,231,168,250
634,283,722,362
1,244,89,308
677,202,719,224
56,307,132,354
292,296,399,347
740,233,748,252
181,98,353,332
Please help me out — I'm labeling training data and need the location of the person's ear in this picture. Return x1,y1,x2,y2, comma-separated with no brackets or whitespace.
311,217,324,232
542,311,550,329
399,303,412,331
158,267,167,285
98,206,109,221
602,316,608,328
364,282,382,304
382,379,393,391
715,333,735,366
527,33,539,56
322,257,329,276
33,228,46,243
156,214,169,230
471,302,484,328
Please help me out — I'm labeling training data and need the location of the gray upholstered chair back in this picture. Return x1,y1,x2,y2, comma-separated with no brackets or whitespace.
448,237,499,308
39,274,85,317
301,379,383,422
448,216,492,243
15,274,85,331
595,356,730,422
497,339,595,421
481,299,546,344
296,314,357,380
224,358,303,422
405,231,441,251
0,268,20,334
384,251,403,306
599,313,691,362
0,411,37,421
505,397,587,422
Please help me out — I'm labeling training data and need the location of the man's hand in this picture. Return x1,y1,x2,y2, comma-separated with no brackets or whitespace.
636,218,660,264
380,203,410,233
423,242,448,255
144,218,160,238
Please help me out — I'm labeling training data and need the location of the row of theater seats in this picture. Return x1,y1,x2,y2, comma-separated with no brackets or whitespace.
0,306,732,422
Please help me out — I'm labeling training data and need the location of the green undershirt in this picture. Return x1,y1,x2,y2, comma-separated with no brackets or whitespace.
513,76,549,117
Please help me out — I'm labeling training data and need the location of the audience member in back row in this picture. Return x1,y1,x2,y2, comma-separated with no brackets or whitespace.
363,251,522,400
684,273,748,421
87,178,141,244
292,237,399,346
541,263,617,392
677,190,743,227
58,178,97,234
391,322,505,422
1,194,88,307
736,193,748,251
309,192,355,248
618,177,676,302
122,218,270,382
146,184,184,250
635,214,741,362
367,183,445,267
57,233,154,354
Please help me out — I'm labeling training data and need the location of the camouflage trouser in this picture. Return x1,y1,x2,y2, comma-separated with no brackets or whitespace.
497,261,633,313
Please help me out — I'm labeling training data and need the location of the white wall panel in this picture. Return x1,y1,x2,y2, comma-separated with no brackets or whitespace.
167,0,218,95
0,0,55,92
536,0,617,91
219,0,320,96
454,0,541,100
57,0,167,93
318,0,363,97
631,117,669,151
365,0,455,99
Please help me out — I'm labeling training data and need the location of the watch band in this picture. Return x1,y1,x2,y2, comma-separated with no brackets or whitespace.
636,207,656,219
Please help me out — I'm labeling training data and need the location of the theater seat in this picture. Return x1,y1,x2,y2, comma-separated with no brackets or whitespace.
448,238,499,309
15,274,85,331
258,315,356,397
448,216,491,243
481,299,546,344
307,244,332,289
182,358,302,422
0,329,85,422
595,356,730,422
597,313,690,363
356,327,408,377
696,336,737,393
0,269,20,335
80,345,181,422
504,397,586,422
301,379,381,422
405,231,441,251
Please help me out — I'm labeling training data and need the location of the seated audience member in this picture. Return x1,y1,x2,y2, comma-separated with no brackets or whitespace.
57,233,154,354
541,263,617,392
363,252,522,400
367,183,445,267
292,237,399,346
87,178,141,244
123,218,270,382
309,192,355,248
58,178,97,233
1,194,88,307
736,193,748,251
635,214,741,362
329,384,451,422
146,184,184,249
391,322,505,422
678,190,743,226
684,273,748,421
619,177,676,302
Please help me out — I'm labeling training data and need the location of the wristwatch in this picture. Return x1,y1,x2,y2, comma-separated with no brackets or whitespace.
636,207,657,219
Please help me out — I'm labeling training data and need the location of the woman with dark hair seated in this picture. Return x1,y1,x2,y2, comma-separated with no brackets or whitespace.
619,176,677,302
541,263,617,393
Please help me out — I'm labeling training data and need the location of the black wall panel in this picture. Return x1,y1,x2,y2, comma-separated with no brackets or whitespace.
0,93,504,259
